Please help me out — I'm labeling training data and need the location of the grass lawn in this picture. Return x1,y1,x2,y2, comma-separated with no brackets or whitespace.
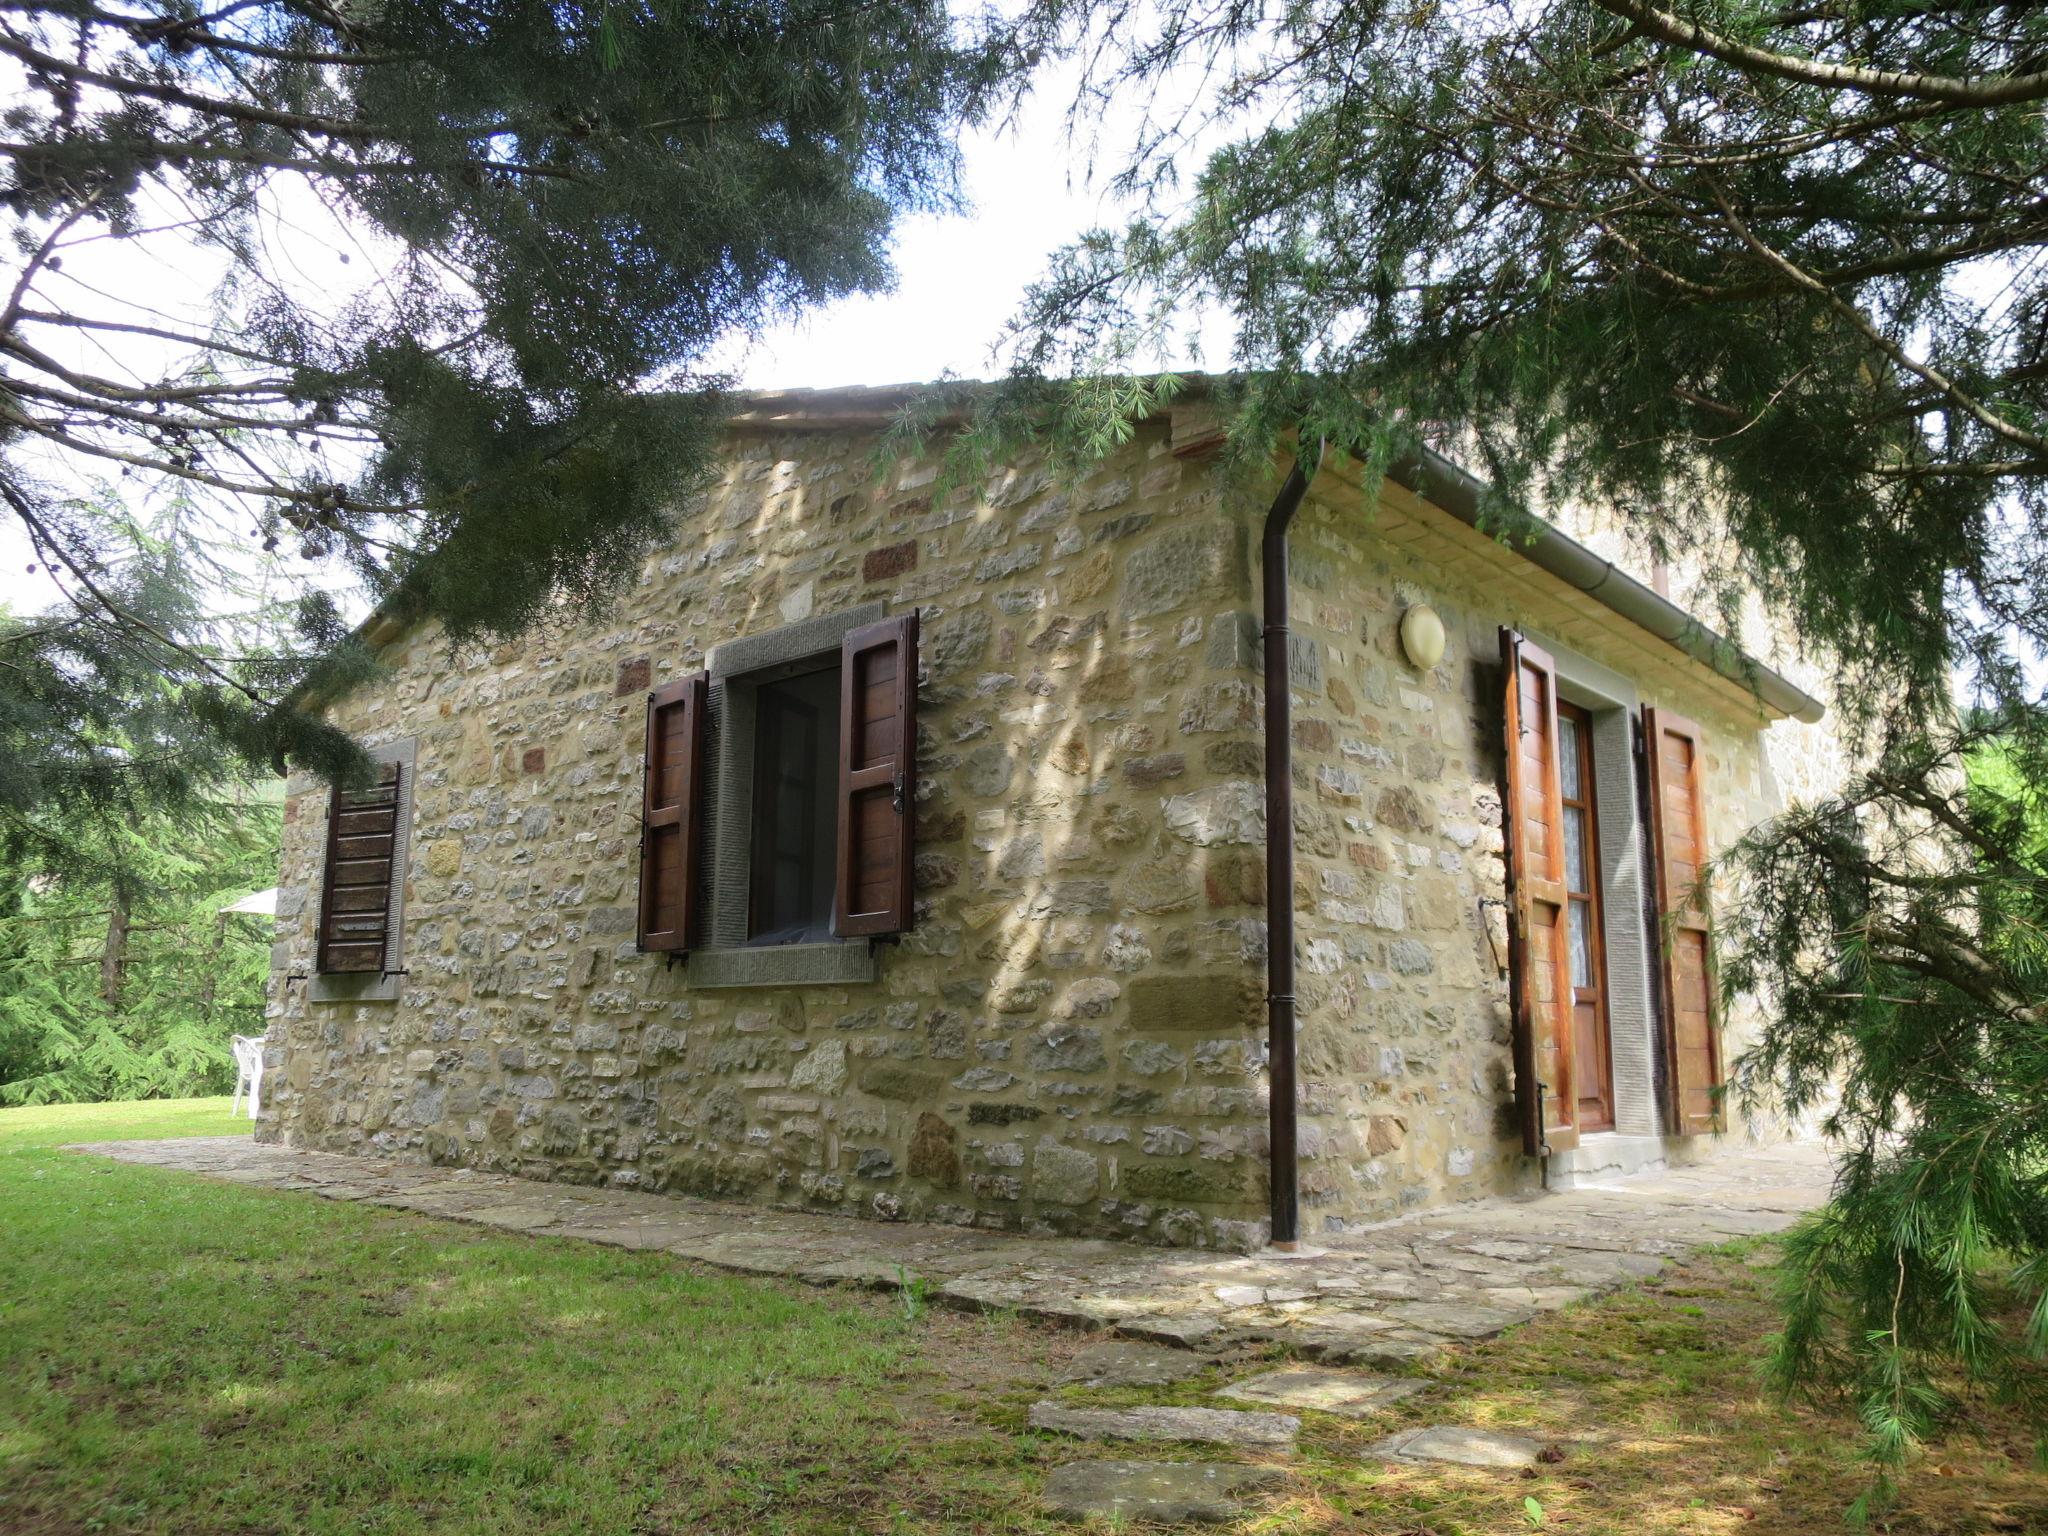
2,1099,2041,1535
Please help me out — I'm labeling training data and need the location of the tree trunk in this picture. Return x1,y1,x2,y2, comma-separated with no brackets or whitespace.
99,889,129,1011
197,911,226,1014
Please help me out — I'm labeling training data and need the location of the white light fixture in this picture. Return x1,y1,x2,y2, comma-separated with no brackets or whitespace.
1400,603,1446,671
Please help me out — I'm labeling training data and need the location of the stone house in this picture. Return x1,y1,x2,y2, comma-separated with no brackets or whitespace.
258,384,1842,1251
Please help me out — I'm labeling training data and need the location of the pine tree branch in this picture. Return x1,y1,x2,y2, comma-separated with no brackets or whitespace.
0,476,276,708
1704,179,2048,461
0,138,591,184
0,27,448,146
1592,0,2048,106
11,308,298,369
0,186,101,337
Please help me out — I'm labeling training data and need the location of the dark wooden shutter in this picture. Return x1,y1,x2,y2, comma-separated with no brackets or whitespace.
317,760,402,974
836,611,918,938
638,672,708,953
1643,706,1724,1134
1500,629,1579,1155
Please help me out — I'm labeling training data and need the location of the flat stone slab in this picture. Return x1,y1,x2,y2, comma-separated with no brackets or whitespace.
1117,1313,1231,1349
1295,1332,1442,1368
1042,1460,1287,1525
1367,1425,1547,1468
1217,1367,1428,1418
1028,1401,1299,1449
1060,1340,1213,1389
1382,1300,1530,1338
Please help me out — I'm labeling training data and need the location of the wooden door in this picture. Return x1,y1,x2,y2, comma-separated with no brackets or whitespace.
1643,706,1724,1133
1500,629,1579,1155
1556,701,1615,1133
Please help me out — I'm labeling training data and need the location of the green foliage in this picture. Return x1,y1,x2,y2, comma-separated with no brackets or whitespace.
0,791,279,1105
986,0,2048,1506
1721,714,2048,1502
1,0,1015,798
0,497,361,878
0,494,292,1104
995,0,2048,719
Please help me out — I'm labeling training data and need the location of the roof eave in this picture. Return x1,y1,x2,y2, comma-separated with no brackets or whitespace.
281,384,1825,732
1389,448,1826,725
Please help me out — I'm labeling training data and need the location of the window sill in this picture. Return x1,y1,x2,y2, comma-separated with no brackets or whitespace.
686,942,876,989
309,971,402,1004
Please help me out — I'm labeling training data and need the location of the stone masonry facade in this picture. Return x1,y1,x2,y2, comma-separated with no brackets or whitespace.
260,397,1846,1249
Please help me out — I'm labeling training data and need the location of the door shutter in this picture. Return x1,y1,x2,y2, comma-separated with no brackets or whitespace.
1499,629,1579,1155
639,672,708,953
1643,706,1723,1134
836,611,918,938
318,760,402,974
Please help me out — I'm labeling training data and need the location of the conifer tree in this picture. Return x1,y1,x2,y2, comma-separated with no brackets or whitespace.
0,788,278,1104
1003,0,2045,710
996,0,2048,1493
0,0,1012,802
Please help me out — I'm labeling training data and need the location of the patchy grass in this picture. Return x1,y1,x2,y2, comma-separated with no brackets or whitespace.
0,1098,1067,1535
4,1100,2044,1535
1029,1246,2048,1536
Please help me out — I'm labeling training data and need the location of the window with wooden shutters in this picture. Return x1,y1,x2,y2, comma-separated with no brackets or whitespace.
638,672,708,953
635,603,911,987
835,612,917,939
317,759,403,975
1643,706,1724,1134
1499,629,1580,1155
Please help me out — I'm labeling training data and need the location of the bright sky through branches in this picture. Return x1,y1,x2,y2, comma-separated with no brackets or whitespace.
0,63,1154,619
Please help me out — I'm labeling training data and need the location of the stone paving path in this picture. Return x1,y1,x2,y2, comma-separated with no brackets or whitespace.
68,1136,1828,1364
69,1135,1831,1525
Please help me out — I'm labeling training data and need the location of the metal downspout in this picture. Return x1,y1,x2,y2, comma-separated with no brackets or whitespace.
1262,440,1325,1251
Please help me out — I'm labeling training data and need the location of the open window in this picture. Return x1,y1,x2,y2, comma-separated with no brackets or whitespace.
635,606,918,975
749,663,839,945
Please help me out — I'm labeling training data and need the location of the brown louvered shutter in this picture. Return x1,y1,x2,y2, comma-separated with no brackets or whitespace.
836,612,918,938
317,761,402,974
1499,629,1579,1155
639,672,708,953
1643,706,1724,1134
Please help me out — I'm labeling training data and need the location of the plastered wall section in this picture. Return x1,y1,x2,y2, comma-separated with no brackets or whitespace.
260,418,1289,1251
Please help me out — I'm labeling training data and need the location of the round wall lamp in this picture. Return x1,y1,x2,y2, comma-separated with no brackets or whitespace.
1399,603,1446,671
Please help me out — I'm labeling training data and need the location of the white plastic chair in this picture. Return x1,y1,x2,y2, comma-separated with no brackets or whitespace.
230,1034,268,1119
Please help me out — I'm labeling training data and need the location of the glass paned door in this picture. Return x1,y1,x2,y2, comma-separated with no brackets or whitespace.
1557,703,1616,1133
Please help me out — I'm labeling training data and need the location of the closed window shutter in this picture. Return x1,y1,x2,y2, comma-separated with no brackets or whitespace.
639,672,708,953
1643,706,1724,1134
1499,629,1579,1155
835,612,918,938
317,761,402,975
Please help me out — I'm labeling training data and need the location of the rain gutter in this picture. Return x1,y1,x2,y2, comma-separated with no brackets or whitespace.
1387,450,1825,724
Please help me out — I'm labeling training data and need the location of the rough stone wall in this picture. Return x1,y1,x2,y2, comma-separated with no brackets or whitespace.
1274,481,1840,1234
262,417,1295,1250
1537,497,1853,810
260,410,1851,1248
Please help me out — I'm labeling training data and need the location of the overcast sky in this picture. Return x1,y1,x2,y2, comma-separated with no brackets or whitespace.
721,93,1137,391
